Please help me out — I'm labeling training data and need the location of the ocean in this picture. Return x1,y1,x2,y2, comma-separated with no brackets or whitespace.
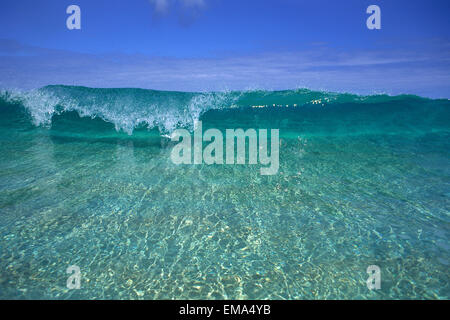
0,85,449,299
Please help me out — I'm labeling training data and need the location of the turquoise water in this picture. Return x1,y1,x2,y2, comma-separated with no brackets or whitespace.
0,85,449,299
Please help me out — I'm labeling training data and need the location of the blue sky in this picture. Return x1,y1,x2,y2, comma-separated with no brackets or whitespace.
0,0,449,97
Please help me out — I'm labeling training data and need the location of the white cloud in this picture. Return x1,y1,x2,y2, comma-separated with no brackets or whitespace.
149,0,170,14
149,0,205,15
1,40,449,98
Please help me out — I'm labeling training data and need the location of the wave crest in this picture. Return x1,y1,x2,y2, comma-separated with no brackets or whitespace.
0,85,435,135
1,86,239,134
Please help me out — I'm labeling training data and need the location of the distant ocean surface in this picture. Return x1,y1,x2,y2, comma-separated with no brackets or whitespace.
0,85,449,299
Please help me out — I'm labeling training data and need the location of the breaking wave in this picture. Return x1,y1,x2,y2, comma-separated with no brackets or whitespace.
0,85,447,135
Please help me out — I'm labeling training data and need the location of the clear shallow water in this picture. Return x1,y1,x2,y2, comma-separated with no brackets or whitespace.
0,86,449,299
